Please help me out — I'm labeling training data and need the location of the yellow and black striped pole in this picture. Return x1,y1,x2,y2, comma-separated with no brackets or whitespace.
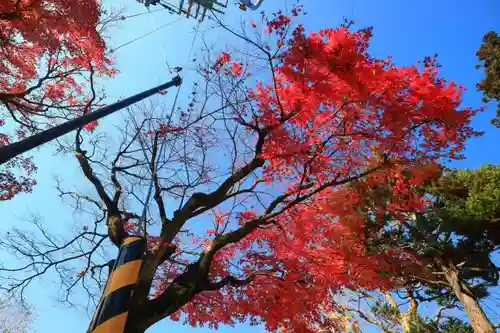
88,236,145,333
87,259,115,331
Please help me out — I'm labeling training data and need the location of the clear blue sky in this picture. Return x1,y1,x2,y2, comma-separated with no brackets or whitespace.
1,0,500,332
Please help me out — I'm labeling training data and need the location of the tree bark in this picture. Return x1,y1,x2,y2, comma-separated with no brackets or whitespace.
443,263,495,333
385,290,417,333
400,292,417,333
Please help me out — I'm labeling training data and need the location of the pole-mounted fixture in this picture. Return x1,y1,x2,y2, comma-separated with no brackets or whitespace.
0,76,181,166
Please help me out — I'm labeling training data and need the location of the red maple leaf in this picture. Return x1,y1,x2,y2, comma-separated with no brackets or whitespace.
83,121,98,133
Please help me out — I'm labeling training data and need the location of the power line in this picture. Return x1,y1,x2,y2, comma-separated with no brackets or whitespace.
134,20,202,233
127,110,153,237
122,7,167,20
110,18,182,53
147,8,172,71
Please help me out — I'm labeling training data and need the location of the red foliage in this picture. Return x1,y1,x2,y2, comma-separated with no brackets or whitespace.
0,122,36,201
0,0,114,128
83,120,98,133
231,63,244,77
52,5,476,332
0,0,114,200
212,52,231,73
157,11,480,330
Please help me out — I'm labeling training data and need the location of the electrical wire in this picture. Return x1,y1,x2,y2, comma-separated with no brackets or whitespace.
153,19,201,187
110,18,182,53
134,20,202,235
147,7,172,71
128,113,154,237
122,7,167,20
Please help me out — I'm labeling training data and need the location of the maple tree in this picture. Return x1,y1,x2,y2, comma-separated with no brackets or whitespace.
0,7,479,332
0,0,116,200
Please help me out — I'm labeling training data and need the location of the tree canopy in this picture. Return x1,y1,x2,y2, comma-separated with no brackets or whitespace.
0,0,115,201
0,7,482,332
477,31,500,127
352,164,500,332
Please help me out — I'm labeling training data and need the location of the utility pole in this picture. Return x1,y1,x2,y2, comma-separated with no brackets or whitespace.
0,76,181,166
87,236,146,333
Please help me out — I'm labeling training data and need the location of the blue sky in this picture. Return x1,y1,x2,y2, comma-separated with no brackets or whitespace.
1,0,500,332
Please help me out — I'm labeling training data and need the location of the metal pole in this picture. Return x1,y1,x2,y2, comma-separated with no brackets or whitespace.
87,237,146,333
87,259,116,331
0,76,182,165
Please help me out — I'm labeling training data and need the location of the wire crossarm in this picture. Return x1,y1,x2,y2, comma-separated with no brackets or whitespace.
138,0,227,21
137,0,264,17
239,0,264,10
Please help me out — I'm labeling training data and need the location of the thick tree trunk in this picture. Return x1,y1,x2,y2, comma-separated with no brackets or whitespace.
443,263,495,333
